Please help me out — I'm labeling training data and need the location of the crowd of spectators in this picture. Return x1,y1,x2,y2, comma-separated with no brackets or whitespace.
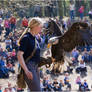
0,3,92,91
39,72,91,91
39,17,92,91
39,46,92,91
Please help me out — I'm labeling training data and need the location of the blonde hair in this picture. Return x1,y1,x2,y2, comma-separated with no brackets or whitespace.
18,18,42,46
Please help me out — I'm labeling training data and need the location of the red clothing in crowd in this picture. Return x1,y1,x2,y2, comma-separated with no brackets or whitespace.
78,6,84,13
22,18,28,27
10,16,16,24
7,63,13,68
4,19,10,28
12,51,16,57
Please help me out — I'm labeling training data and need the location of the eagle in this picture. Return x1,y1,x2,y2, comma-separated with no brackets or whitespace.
39,19,92,73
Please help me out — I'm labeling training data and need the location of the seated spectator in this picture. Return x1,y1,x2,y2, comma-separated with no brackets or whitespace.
11,49,16,65
53,78,58,86
6,52,12,64
46,81,53,91
42,76,52,91
1,49,7,58
53,84,60,91
66,80,71,90
12,49,16,56
64,73,69,85
43,77,48,91
45,76,50,84
71,48,79,65
6,61,15,73
79,82,85,91
5,37,12,52
59,80,64,91
76,58,87,74
76,76,81,85
0,57,9,78
64,73,71,90
84,79,90,91
82,48,90,63
79,60,86,69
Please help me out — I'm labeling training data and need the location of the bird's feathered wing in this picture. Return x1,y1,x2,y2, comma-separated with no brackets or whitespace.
50,22,92,73
60,22,92,52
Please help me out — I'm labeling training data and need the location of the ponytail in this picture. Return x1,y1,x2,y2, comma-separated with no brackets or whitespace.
18,17,42,46
18,27,29,46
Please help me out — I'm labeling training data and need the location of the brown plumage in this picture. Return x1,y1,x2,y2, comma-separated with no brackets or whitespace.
48,20,92,61
39,19,92,73
61,22,92,52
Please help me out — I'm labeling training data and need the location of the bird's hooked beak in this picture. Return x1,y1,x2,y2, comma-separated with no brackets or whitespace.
47,37,59,48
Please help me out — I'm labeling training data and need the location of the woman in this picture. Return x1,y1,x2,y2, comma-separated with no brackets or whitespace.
17,18,42,91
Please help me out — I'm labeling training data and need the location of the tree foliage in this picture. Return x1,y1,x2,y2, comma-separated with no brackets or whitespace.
0,0,91,17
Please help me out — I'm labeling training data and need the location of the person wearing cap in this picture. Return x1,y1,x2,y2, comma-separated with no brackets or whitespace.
17,18,43,91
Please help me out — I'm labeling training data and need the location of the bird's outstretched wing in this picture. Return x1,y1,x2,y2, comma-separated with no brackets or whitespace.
60,22,92,52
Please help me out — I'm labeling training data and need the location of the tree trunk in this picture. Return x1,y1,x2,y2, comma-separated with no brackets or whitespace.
89,1,92,9
63,0,66,16
75,0,80,17
58,0,63,17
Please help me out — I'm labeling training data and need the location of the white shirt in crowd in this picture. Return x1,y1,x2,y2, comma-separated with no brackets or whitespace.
70,4,75,11
89,11,92,15
79,62,85,68
5,39,12,46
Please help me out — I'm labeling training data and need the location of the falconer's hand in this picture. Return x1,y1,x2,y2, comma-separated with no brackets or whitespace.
25,70,33,80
